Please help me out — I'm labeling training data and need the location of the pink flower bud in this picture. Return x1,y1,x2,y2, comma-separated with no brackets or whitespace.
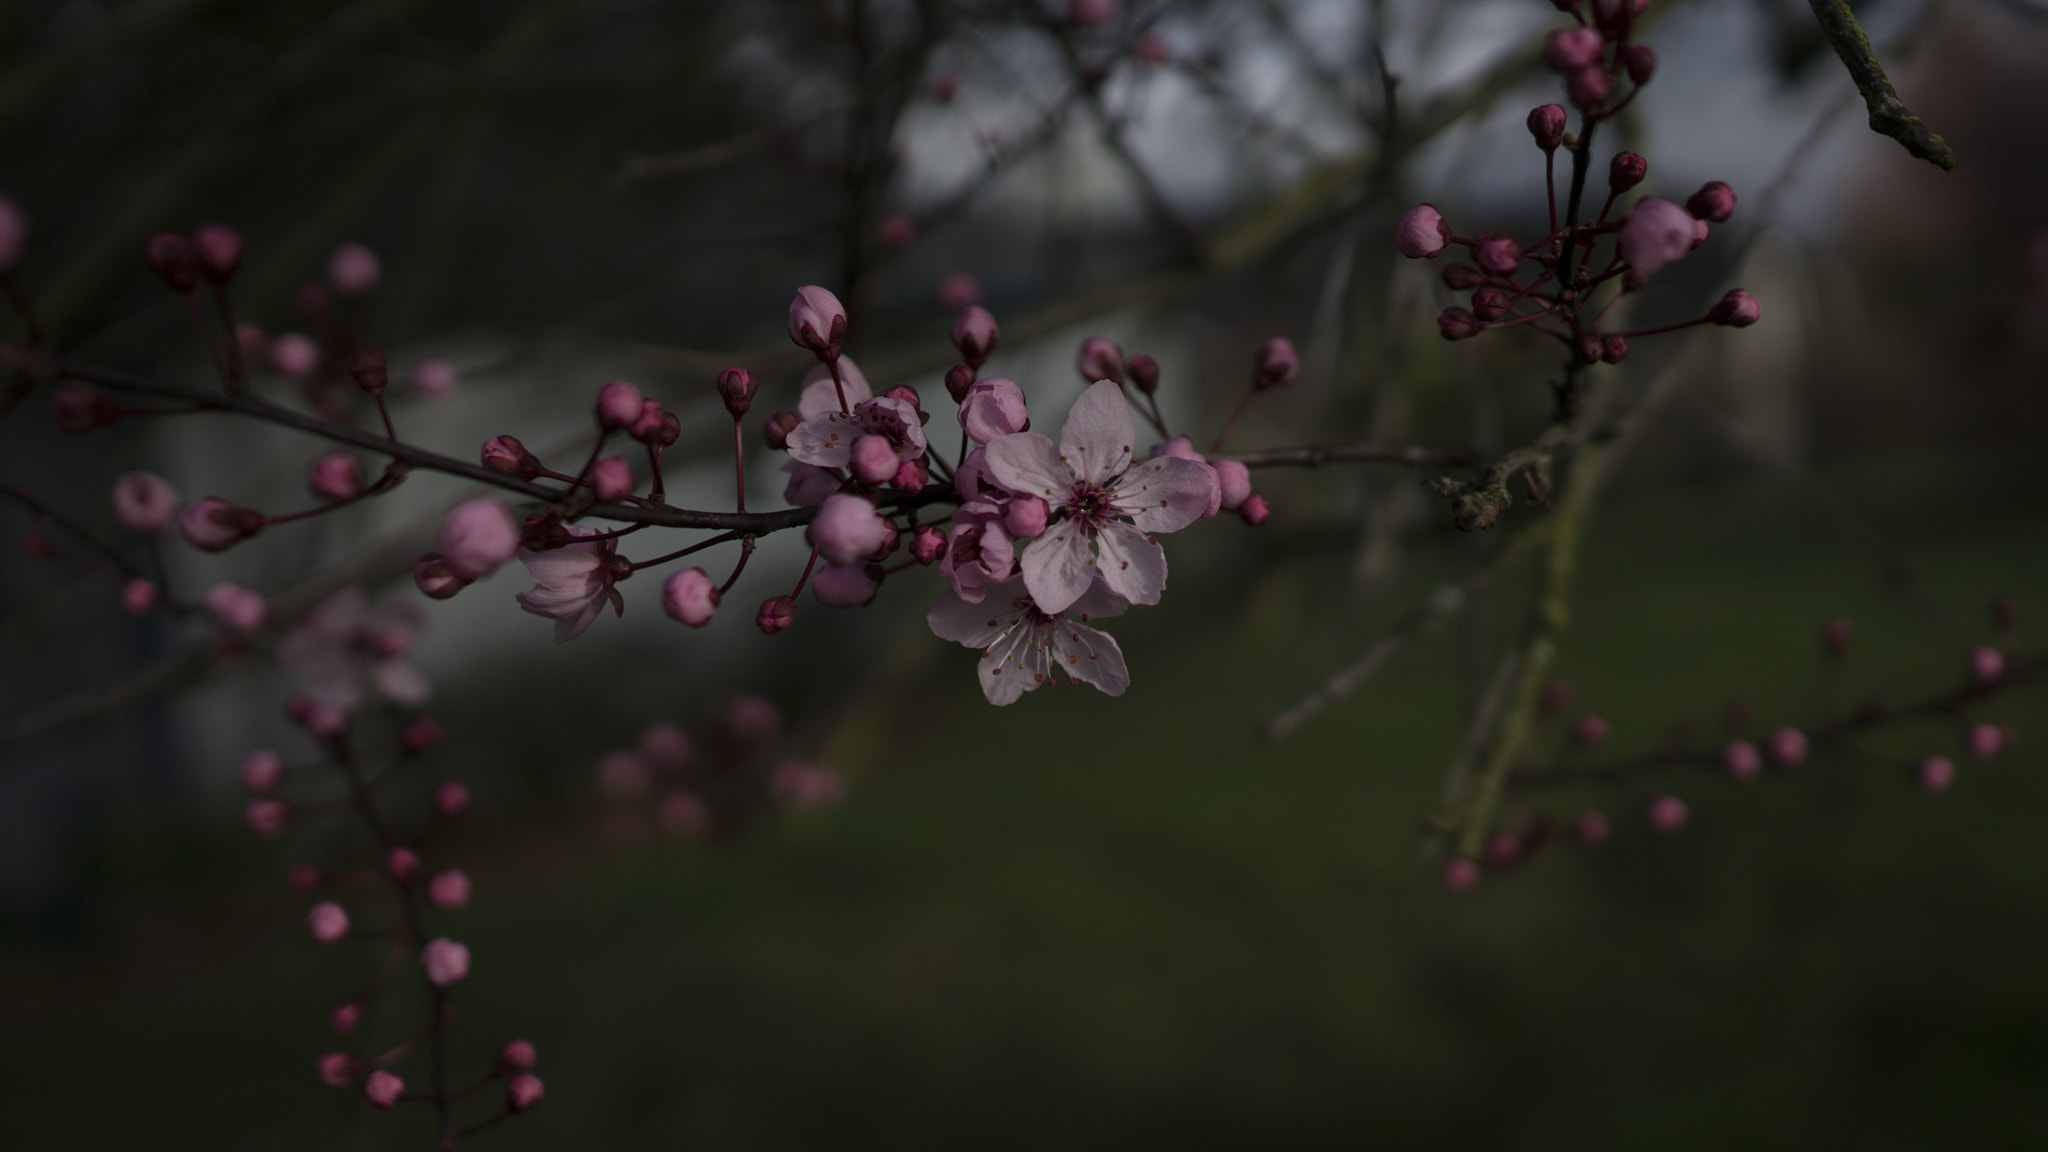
808,493,891,567
435,781,471,816
1623,44,1656,85
327,244,380,296
589,456,634,501
429,869,471,909
422,937,470,986
662,567,720,627
145,233,198,292
1575,809,1611,846
508,1073,546,1113
1707,289,1760,327
763,411,801,450
0,196,26,272
1471,286,1510,321
878,213,916,247
178,497,261,552
1967,722,2005,759
1240,493,1270,525
247,798,289,837
269,332,319,378
892,459,929,493
1546,27,1603,71
1442,858,1480,892
411,358,458,395
595,380,642,430
1485,834,1522,867
849,435,898,485
206,582,267,633
1766,726,1808,769
481,434,541,479
1395,204,1448,259
757,594,796,634
289,863,321,889
1723,740,1762,780
1969,645,2006,685
318,1053,359,1089
1618,197,1696,276
240,748,283,792
498,1039,538,1074
1441,263,1481,290
1213,459,1251,510
401,717,443,755
960,377,1029,444
112,472,178,533
1646,794,1689,833
386,847,420,881
1608,151,1646,193
348,347,386,395
1686,180,1736,223
1474,236,1519,277
53,380,124,432
363,1069,403,1109
1076,336,1125,383
813,563,878,608
945,365,976,404
1126,354,1160,394
307,452,363,502
1438,307,1484,340
911,525,947,564
1527,104,1566,151
1601,335,1629,363
188,224,243,283
1917,755,1955,793
714,366,757,418
1004,494,1049,540
936,271,981,310
952,305,999,369
437,499,519,579
413,553,471,599
1572,714,1609,746
308,901,350,944
1566,65,1612,107
1252,337,1299,390
788,285,848,358
122,577,157,614
324,1001,361,1035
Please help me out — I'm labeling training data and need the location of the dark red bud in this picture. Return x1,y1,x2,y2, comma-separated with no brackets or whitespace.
1442,263,1482,291
1126,354,1160,394
348,348,387,395
1471,286,1510,322
944,364,976,404
763,411,801,451
1624,45,1656,85
717,367,756,417
1438,307,1484,341
1608,151,1647,194
1600,335,1628,363
145,233,198,292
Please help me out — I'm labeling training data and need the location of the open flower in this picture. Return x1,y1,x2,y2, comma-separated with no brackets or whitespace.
784,358,927,471
277,588,429,711
515,526,623,643
928,577,1130,705
984,380,1217,614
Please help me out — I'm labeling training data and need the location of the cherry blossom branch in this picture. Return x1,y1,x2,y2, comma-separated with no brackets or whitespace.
1806,0,1957,171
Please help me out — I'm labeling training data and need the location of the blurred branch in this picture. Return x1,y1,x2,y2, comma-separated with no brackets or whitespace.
1230,441,1485,469
611,105,845,189
1806,0,1957,170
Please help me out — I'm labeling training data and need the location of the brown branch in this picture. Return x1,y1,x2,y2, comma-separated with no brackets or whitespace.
1229,441,1486,470
1806,0,1957,171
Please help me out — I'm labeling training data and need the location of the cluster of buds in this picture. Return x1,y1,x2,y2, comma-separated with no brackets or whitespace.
594,698,845,841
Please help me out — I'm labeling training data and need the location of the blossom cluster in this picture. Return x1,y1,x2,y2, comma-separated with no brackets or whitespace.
592,696,846,840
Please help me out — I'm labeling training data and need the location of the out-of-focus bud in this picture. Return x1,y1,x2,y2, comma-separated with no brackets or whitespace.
1471,286,1510,322
1708,289,1760,327
1252,338,1298,390
952,305,998,369
193,225,243,283
1766,726,1809,769
1442,858,1480,892
1969,645,2006,685
787,285,848,359
241,748,283,793
1239,493,1270,525
848,435,897,485
1623,44,1656,85
1126,354,1160,394
1686,180,1737,223
270,333,319,378
718,367,756,417
1608,151,1647,194
438,499,520,578
1618,197,1696,276
1601,335,1629,363
1567,66,1612,108
1442,263,1482,290
429,869,471,909
1723,740,1762,780
1485,834,1522,867
629,399,666,444
1474,236,1520,276
319,1053,359,1089
345,348,385,395
411,358,458,396
892,459,928,493
413,553,471,599
327,244,381,296
1967,722,2005,759
364,1069,404,1109
179,497,263,552
308,901,350,944
0,196,27,273
145,233,199,292
1646,794,1689,833
1396,204,1449,259
1576,332,1603,364
401,717,443,755
663,567,720,627
1539,679,1573,714
435,781,471,817
595,381,642,430
497,1039,538,1074
508,1073,546,1113
878,214,915,247
1527,104,1567,152
590,457,634,502
936,272,981,310
1822,616,1854,656
422,937,470,986
1575,809,1610,846
307,452,363,502
53,380,125,433
247,798,289,837
481,434,542,479
1214,459,1251,510
1438,307,1484,341
112,472,178,533
763,411,801,450
1917,755,1956,794
1547,27,1603,72
329,1001,362,1034
1572,714,1610,746
756,594,796,635
911,525,947,564
122,577,158,614
944,364,976,404
1076,336,1124,383
387,847,420,881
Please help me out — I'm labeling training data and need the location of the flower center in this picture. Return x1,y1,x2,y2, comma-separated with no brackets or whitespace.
1065,481,1113,530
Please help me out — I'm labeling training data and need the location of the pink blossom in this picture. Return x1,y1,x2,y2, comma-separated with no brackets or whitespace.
1765,726,1808,769
1647,795,1689,833
307,452,363,502
952,305,999,368
121,577,157,614
277,588,429,712
240,748,282,792
1149,437,1221,518
498,1040,538,1073
1967,722,2005,759
363,1069,403,1109
1917,755,1956,793
928,577,1130,705
1213,459,1252,510
662,567,719,627
438,499,520,579
515,525,623,643
595,380,642,429
326,243,380,296
813,562,878,607
318,1053,359,1089
959,377,1029,445
786,361,927,470
1396,204,1448,259
1546,27,1604,71
1723,740,1761,780
1609,151,1647,193
656,791,710,836
936,272,981,310
247,798,289,837
787,285,847,357
0,196,25,272
1527,104,1567,151
112,472,177,532
422,937,470,986
1442,859,1480,891
773,761,846,808
410,358,458,395
179,497,260,552
590,456,634,501
508,1073,546,1113
435,781,471,816
984,381,1218,613
1253,338,1298,389
1075,337,1124,384
782,461,842,506
269,332,319,378
1618,198,1696,276
807,494,892,567
206,582,267,633
308,901,350,944
429,869,471,908
481,434,540,478
939,503,1016,603
330,1001,362,1034
1968,645,2006,685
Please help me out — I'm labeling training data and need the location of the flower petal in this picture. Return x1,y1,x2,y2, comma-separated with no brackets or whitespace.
1066,580,1131,622
977,620,1048,705
1112,454,1217,533
1050,620,1129,696
984,432,1071,505
928,584,1024,647
1093,522,1166,606
1018,525,1096,615
785,410,860,468
372,659,432,706
1058,380,1136,487
796,357,872,420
